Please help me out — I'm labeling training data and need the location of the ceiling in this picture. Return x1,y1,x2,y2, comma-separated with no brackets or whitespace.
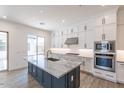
0,5,119,31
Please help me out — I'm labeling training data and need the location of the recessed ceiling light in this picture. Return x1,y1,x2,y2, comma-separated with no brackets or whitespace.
2,16,7,19
40,22,45,25
62,19,65,23
40,10,44,13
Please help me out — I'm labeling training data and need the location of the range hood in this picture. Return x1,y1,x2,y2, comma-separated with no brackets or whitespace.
65,37,78,45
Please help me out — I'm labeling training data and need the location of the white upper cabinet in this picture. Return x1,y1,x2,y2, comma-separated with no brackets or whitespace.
79,31,86,49
95,26,103,41
51,9,117,49
104,12,116,24
96,10,117,26
96,16,103,26
103,24,116,41
78,24,85,32
85,19,96,30
95,10,117,41
86,30,95,49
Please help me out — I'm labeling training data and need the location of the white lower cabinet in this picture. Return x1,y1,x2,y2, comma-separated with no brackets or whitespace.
93,69,116,82
117,62,124,84
80,58,94,74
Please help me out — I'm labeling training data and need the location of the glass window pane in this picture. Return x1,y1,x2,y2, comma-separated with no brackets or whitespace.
0,32,7,71
28,35,37,56
38,37,44,55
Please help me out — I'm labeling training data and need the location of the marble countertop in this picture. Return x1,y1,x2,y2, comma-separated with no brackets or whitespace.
28,55,82,78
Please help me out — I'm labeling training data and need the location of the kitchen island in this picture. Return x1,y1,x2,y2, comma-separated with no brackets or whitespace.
28,55,82,88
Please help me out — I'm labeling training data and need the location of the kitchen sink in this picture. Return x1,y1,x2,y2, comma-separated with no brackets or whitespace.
47,58,59,61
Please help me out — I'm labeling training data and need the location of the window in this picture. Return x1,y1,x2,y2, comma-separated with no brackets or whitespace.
28,34,45,56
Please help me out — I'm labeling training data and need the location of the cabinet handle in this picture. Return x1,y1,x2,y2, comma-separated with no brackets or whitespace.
71,75,74,82
84,43,87,48
84,25,87,31
102,18,103,24
106,74,113,78
102,17,105,24
33,69,35,73
102,34,105,40
120,64,124,66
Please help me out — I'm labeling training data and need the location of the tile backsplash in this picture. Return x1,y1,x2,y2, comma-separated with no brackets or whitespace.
50,48,94,58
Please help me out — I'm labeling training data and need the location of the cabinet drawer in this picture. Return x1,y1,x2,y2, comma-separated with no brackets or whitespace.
104,73,116,82
94,71,104,78
117,62,124,83
94,69,116,82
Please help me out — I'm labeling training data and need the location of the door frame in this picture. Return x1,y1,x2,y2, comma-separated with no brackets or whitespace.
0,31,9,71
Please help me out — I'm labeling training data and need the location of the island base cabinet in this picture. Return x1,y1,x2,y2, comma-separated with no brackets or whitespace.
52,76,67,88
67,67,80,88
28,62,80,88
67,69,76,88
42,71,52,88
75,67,80,88
36,67,43,84
28,63,32,74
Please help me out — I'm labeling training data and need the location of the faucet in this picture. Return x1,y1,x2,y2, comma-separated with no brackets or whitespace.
47,50,52,59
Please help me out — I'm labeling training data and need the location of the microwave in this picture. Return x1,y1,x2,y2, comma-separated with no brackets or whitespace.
94,41,115,53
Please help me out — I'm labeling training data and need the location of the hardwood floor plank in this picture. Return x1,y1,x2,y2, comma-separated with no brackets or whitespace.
0,68,124,88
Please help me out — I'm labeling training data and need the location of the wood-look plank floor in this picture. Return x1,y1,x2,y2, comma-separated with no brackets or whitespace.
0,68,124,88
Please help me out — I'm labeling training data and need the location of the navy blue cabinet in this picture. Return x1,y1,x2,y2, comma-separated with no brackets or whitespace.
75,67,80,88
52,75,67,88
28,62,80,88
67,69,76,88
36,67,43,84
32,64,37,77
42,71,52,88
28,63,32,74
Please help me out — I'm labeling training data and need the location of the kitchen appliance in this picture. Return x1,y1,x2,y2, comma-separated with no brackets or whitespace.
94,41,115,53
94,41,116,72
94,53,115,72
65,37,78,45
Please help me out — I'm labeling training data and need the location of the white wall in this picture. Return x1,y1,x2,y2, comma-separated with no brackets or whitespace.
0,19,51,71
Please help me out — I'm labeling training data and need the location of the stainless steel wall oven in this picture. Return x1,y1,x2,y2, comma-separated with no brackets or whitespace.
94,53,115,72
94,41,115,72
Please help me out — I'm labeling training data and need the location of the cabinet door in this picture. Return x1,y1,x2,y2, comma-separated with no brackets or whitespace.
86,20,95,30
67,69,76,88
42,71,52,88
28,63,32,74
52,76,67,88
104,11,117,24
96,16,103,26
36,67,43,84
84,58,93,73
79,32,86,48
32,65,37,77
95,26,103,41
117,62,124,83
86,30,95,49
75,66,80,88
104,24,116,40
117,25,124,50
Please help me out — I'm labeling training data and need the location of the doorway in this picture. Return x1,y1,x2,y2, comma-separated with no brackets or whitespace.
0,31,8,71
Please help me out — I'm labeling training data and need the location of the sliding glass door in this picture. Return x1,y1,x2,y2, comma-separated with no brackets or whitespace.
28,34,45,56
0,32,8,71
